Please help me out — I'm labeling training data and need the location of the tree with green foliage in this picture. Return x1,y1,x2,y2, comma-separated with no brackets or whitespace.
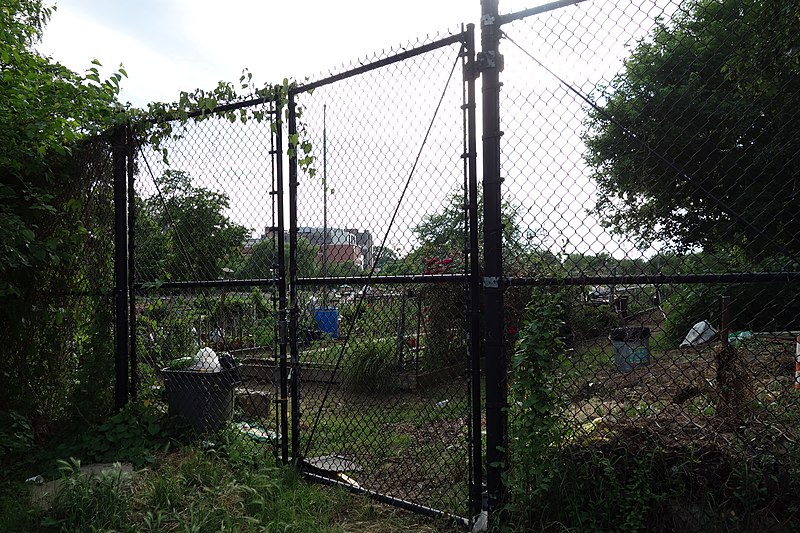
409,190,531,272
136,171,248,282
585,0,800,257
235,236,320,280
373,246,400,273
1,0,125,297
1,0,127,422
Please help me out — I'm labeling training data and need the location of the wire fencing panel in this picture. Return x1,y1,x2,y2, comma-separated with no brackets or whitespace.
2,135,117,422
500,0,800,529
134,103,283,461
289,30,476,520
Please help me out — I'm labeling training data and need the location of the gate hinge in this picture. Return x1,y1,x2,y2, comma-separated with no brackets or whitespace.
464,60,480,81
482,276,500,288
278,319,288,344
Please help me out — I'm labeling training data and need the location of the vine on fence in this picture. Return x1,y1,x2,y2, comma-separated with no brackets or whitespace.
507,288,565,503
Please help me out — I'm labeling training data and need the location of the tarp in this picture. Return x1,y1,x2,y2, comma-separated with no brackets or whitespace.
680,320,718,347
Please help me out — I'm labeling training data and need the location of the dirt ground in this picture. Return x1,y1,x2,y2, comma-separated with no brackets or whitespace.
563,309,800,451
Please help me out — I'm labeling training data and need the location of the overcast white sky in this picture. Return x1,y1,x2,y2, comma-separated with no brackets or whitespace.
40,0,536,107
38,0,673,262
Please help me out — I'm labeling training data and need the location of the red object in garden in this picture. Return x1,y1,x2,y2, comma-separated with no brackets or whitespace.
795,336,800,389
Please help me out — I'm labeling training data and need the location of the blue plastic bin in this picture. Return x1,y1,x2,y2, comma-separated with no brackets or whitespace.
314,307,339,339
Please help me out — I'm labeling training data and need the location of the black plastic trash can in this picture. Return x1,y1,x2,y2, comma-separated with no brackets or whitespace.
609,327,650,373
162,367,241,431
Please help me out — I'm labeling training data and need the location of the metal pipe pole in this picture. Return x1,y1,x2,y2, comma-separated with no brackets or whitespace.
288,92,301,462
464,22,484,519
720,295,731,346
126,125,138,401
275,87,290,463
113,126,129,412
322,104,328,285
480,0,507,512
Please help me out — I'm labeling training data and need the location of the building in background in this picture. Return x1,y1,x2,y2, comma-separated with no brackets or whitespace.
346,228,374,270
250,227,373,271
296,227,372,270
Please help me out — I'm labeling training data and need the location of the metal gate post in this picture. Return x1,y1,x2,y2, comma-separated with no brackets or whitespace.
275,87,290,464
126,125,138,401
464,22,484,519
113,125,130,412
287,91,301,462
479,0,508,511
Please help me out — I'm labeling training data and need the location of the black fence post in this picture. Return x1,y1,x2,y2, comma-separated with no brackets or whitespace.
480,0,508,512
464,22,484,519
113,125,130,412
288,91,301,462
126,125,138,401
275,86,290,464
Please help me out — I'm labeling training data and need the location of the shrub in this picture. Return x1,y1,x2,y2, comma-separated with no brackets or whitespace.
662,282,800,347
507,288,565,509
418,284,464,370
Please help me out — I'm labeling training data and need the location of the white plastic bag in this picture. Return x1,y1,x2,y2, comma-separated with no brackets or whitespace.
188,347,221,372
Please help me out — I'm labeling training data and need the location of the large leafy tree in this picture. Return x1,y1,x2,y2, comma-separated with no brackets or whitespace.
585,0,800,258
1,0,124,297
410,190,531,272
137,171,248,281
1,0,126,420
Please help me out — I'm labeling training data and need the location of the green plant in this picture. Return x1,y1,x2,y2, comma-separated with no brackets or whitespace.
506,288,566,508
0,410,34,459
1,0,123,426
69,403,171,467
137,298,200,369
43,458,131,531
418,283,464,370
342,338,400,393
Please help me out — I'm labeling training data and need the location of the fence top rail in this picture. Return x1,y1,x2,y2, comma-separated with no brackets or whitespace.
140,94,278,127
295,273,467,286
506,271,800,287
290,30,467,96
498,0,589,26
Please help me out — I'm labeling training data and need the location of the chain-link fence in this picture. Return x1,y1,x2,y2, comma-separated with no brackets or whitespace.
287,29,477,521
496,0,800,529
120,0,800,529
2,134,117,425
133,99,283,465
129,29,479,524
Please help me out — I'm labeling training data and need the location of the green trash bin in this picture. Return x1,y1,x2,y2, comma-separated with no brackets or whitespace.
162,367,240,431
610,327,650,373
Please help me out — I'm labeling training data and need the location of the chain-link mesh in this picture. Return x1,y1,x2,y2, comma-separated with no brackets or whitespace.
134,104,283,462
2,135,116,422
288,30,474,520
499,0,800,528
130,30,477,521
124,1,800,526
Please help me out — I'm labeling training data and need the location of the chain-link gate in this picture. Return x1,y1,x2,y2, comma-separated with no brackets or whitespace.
132,95,287,465
285,28,480,523
128,28,481,525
